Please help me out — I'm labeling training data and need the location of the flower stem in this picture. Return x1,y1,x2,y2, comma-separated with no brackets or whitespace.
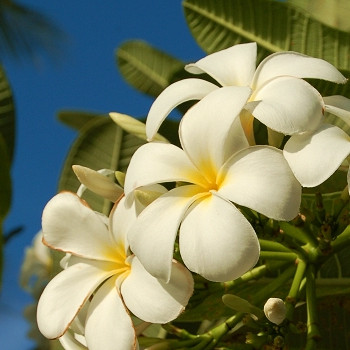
331,224,350,254
259,239,293,252
259,251,298,261
285,259,307,320
305,265,321,349
279,222,318,248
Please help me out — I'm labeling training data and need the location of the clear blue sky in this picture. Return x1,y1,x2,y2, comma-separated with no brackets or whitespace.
1,1,203,348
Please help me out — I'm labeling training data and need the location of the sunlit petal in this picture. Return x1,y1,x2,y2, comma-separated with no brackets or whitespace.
185,42,257,86
284,124,350,187
37,261,114,339
124,142,208,194
85,277,137,350
247,77,324,134
218,146,301,220
179,87,251,177
179,193,260,282
324,95,350,126
128,185,204,282
41,192,118,262
146,78,219,140
121,257,193,323
252,51,347,89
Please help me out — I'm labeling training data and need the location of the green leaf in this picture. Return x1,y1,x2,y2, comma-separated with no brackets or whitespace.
0,65,15,164
58,115,146,214
182,0,350,96
0,134,11,220
116,40,185,98
57,110,104,131
222,294,264,318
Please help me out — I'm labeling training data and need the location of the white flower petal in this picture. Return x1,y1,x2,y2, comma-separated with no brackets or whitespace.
59,331,87,350
179,193,260,282
37,261,114,339
179,86,251,176
124,142,208,195
324,95,350,126
247,77,324,134
218,146,301,220
128,185,204,282
109,197,136,252
185,43,257,87
85,277,137,350
146,78,219,140
121,257,194,323
284,124,350,187
42,192,118,262
252,51,347,89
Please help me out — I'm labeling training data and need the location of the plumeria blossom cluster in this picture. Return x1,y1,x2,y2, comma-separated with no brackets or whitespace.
36,42,350,349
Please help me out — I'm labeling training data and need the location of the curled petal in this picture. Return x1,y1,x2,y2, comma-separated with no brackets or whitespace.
42,192,118,262
179,193,260,282
59,331,87,350
218,146,301,221
180,86,251,176
37,261,114,339
247,77,324,134
324,95,350,126
128,185,204,282
284,124,350,187
252,51,347,89
146,79,219,140
124,142,208,194
85,277,137,350
121,257,194,323
185,42,257,86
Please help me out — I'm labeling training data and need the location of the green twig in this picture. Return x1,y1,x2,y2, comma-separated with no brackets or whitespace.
259,239,293,252
331,225,350,254
259,251,298,261
279,222,318,248
305,265,321,349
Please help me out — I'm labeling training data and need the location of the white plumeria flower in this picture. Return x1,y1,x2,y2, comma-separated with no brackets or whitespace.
124,87,301,283
37,192,194,350
146,42,346,143
284,95,350,188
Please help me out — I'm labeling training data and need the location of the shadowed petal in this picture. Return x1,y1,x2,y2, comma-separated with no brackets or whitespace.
42,192,118,262
179,193,260,282
146,78,219,140
284,124,350,187
185,43,257,87
37,261,114,339
85,277,137,350
218,146,301,220
179,86,251,176
128,185,204,282
121,257,194,323
124,142,208,194
247,77,324,134
324,95,350,126
59,331,87,350
252,51,347,89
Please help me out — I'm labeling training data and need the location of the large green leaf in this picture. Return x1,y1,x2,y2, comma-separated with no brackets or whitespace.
0,135,11,221
116,40,185,98
0,65,15,164
57,110,104,131
58,115,145,214
182,0,350,96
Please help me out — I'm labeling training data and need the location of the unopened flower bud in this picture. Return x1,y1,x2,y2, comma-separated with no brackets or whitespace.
263,298,286,325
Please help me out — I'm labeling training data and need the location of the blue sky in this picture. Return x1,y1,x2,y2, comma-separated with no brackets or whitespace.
1,1,203,348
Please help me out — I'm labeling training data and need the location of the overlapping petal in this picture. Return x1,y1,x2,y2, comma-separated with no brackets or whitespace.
179,193,260,282
218,146,301,221
121,257,194,323
37,261,115,339
324,95,350,126
41,192,117,262
283,124,350,187
124,142,208,194
185,42,257,86
128,185,205,282
85,277,137,350
252,51,347,90
146,78,219,140
59,331,87,350
179,86,251,176
247,77,324,134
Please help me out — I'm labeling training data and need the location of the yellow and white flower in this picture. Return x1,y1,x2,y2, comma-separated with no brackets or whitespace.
37,193,193,350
